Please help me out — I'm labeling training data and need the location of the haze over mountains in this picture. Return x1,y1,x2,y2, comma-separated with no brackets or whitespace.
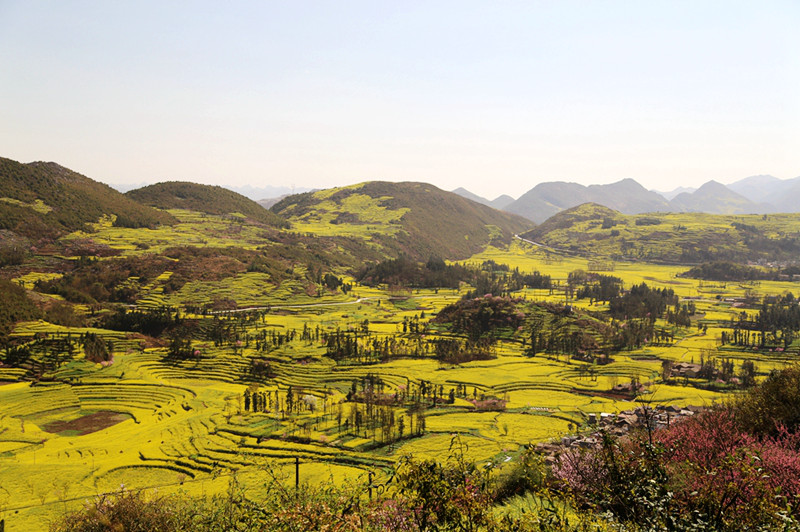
454,175,800,223
4,154,800,232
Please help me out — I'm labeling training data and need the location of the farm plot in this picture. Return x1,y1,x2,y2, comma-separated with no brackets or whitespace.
6,211,800,530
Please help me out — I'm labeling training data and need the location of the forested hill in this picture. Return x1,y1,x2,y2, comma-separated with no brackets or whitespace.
520,202,800,264
272,181,533,260
523,203,621,242
126,181,288,228
0,157,176,240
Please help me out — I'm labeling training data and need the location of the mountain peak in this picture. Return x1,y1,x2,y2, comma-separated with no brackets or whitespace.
696,180,727,191
669,180,757,214
506,178,667,223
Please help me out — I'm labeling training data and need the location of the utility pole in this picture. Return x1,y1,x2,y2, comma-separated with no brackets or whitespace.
295,456,300,496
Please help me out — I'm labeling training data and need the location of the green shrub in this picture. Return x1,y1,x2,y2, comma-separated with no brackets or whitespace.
493,447,547,502
51,489,195,532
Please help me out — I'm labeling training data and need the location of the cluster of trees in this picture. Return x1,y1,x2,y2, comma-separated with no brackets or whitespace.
246,328,299,352
570,271,622,303
339,375,501,443
462,268,552,299
681,261,773,281
1,331,112,379
340,375,427,443
82,332,113,363
481,260,552,291
665,300,695,327
434,295,524,340
433,337,495,364
525,299,671,361
325,330,431,364
242,386,314,416
526,313,605,360
203,316,303,351
102,306,182,337
341,400,423,443
720,292,800,350
0,279,41,342
608,283,678,320
356,256,551,297
526,307,683,361
205,316,254,347
0,244,26,267
356,255,474,289
166,336,196,361
239,376,438,446
568,277,692,347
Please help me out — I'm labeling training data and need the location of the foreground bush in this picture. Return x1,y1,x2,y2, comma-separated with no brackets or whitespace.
51,489,195,532
554,368,800,531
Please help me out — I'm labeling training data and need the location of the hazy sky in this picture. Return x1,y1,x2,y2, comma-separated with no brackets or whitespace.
1,1,798,199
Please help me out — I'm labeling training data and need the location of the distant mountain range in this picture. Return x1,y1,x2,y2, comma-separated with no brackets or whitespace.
653,186,697,200
451,188,515,210
454,175,800,223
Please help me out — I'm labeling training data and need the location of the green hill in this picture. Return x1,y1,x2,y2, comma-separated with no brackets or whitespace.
0,157,176,240
520,202,800,264
126,182,288,228
522,203,623,242
272,181,533,260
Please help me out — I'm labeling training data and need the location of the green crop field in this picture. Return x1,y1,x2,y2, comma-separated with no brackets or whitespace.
3,198,800,531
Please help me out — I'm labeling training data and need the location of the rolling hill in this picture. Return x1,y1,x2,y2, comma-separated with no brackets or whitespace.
272,181,533,260
726,175,784,203
489,194,515,210
728,175,800,212
520,202,800,264
669,180,768,214
126,182,288,228
0,157,176,240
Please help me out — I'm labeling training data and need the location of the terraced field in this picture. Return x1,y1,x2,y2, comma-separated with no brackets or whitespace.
3,206,800,530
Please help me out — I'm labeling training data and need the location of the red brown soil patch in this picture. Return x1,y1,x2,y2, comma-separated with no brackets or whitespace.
43,411,131,436
127,332,166,349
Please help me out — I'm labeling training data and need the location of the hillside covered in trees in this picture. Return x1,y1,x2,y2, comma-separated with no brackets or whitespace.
0,157,176,240
271,181,533,260
127,181,288,228
521,202,800,264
